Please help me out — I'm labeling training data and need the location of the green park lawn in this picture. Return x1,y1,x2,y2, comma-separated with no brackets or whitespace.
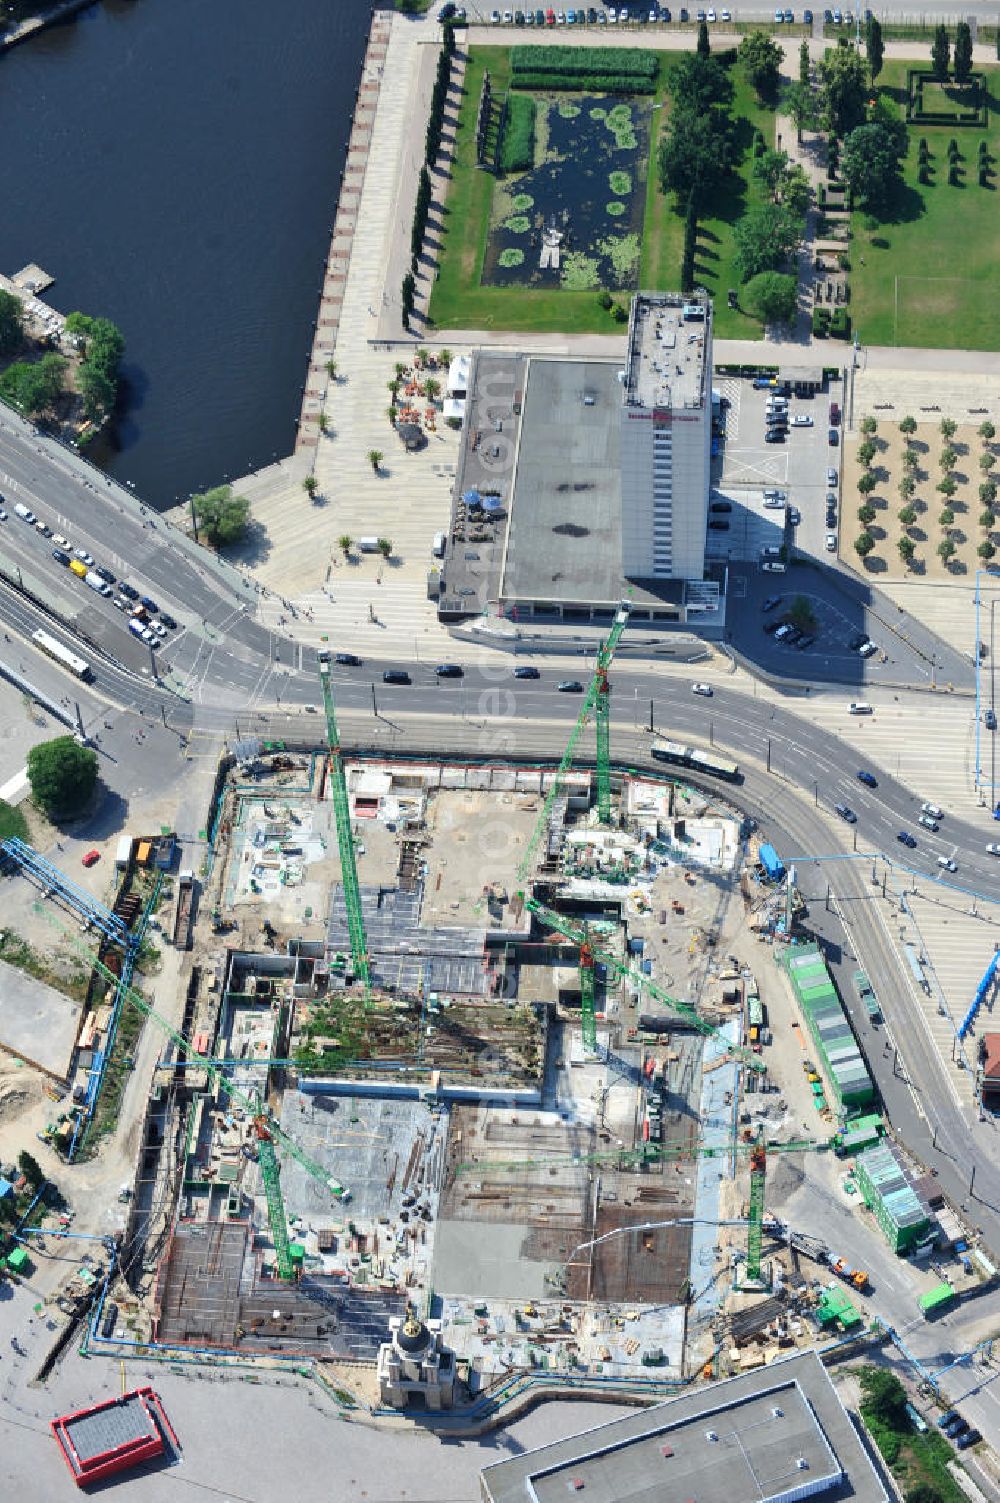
429,45,776,338
850,61,1000,349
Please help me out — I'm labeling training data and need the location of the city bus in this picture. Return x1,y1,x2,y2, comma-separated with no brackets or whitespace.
30,628,92,682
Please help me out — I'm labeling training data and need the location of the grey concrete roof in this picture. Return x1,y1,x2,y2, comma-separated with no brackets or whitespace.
624,291,710,414
500,357,624,609
63,1392,157,1462
481,1350,888,1503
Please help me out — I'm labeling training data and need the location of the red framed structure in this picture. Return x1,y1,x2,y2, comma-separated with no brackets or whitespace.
51,1385,179,1488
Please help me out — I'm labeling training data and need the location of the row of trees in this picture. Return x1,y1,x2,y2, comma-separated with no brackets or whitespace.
931,21,974,83
402,26,454,330
0,288,23,355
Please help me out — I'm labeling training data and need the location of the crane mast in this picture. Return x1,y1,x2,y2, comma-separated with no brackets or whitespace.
319,664,370,989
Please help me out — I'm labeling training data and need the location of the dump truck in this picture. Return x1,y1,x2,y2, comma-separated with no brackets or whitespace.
172,870,195,950
830,1255,870,1291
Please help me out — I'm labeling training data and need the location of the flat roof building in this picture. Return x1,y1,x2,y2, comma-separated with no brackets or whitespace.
481,1349,888,1503
438,293,722,629
51,1386,179,1488
854,1141,931,1254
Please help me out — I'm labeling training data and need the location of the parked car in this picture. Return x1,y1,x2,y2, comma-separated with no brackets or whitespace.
763,488,786,502
383,669,411,684
159,614,178,630
74,547,95,566
827,466,838,484
708,519,730,530
984,708,997,730
956,1429,982,1450
81,849,101,868
897,831,917,848
434,664,464,677
803,7,813,19
710,500,732,513
335,652,362,666
848,632,868,651
119,582,139,600
796,634,816,650
95,565,116,585
792,414,813,426
691,682,713,697
824,532,837,551
52,548,71,566
764,430,785,443
762,595,782,612
139,595,159,612
788,507,801,526
828,427,840,446
513,665,540,678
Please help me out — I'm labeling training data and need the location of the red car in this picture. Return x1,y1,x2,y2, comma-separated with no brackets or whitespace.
81,849,100,868
546,6,556,19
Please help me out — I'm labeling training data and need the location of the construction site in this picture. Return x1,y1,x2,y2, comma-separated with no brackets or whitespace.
2,610,989,1412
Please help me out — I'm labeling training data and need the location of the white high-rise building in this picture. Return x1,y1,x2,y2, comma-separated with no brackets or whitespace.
620,292,712,581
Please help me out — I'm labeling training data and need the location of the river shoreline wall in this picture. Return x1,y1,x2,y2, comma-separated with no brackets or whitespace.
294,7,391,458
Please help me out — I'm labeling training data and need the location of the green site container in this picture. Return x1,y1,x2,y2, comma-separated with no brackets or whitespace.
918,1282,954,1315
6,1247,29,1274
288,1242,305,1265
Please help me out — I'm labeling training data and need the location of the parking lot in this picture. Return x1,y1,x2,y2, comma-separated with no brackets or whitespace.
706,376,843,568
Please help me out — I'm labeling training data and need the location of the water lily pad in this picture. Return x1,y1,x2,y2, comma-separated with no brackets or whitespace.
512,193,534,211
558,101,582,118
561,252,601,290
504,215,531,234
606,201,626,217
609,170,632,195
498,247,525,268
590,107,607,119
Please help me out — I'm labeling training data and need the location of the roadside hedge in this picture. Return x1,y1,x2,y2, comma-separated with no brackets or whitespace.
510,45,658,78
511,72,656,93
501,94,536,173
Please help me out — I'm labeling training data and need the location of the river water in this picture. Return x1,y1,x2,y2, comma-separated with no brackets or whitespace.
0,0,382,507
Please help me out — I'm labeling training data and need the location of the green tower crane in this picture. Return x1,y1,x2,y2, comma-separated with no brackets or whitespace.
515,602,631,887
745,1132,768,1284
319,663,370,989
526,896,766,1072
255,1114,294,1280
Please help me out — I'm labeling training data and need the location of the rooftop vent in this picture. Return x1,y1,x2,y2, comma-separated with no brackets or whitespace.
796,1459,809,1471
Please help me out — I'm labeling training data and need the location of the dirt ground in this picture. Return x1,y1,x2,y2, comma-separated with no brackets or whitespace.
842,420,998,581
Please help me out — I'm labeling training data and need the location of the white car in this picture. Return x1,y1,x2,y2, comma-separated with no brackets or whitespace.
52,533,71,549
151,620,167,638
987,843,1000,856
691,682,713,697
74,548,95,566
921,801,943,820
763,497,785,509
825,532,837,551
792,414,813,427
0,508,7,522
707,6,716,16
721,6,731,16
937,856,957,873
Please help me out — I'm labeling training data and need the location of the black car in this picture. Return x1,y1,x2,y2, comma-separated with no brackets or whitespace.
679,5,688,17
985,708,997,730
95,565,116,585
119,582,139,600
803,7,812,19
435,664,463,677
52,547,70,566
710,500,732,513
897,831,917,848
588,4,598,16
762,595,782,612
383,669,411,685
764,431,785,444
139,595,159,613
796,634,816,650
826,509,838,528
101,1301,119,1339
763,618,783,634
857,770,877,788
335,652,362,666
848,632,868,651
782,626,802,644
835,803,857,823
944,1417,969,1438
708,519,729,531
659,4,671,15
956,1429,982,1450
937,1411,959,1429
159,613,178,630
557,679,584,692
513,665,540,678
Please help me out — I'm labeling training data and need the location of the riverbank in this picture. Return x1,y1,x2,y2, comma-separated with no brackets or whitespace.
0,0,95,52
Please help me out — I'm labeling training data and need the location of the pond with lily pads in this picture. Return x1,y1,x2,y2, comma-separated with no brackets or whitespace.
482,95,652,291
